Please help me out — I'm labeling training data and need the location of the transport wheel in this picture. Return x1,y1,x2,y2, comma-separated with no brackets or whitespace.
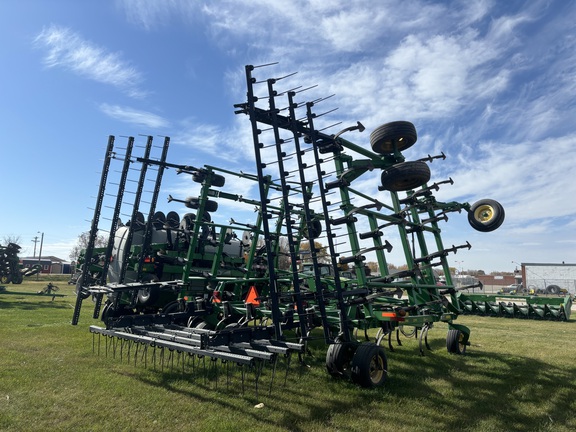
370,121,417,154
468,199,505,232
380,161,431,192
350,342,388,388
1,274,12,284
446,329,467,354
325,341,357,378
546,284,561,295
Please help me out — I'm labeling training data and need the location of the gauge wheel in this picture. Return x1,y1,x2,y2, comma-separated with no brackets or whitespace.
370,121,417,154
152,211,166,230
380,161,431,191
350,342,388,388
303,219,322,240
165,211,181,229
468,199,505,232
185,198,219,213
326,341,357,378
192,172,226,188
446,329,467,354
137,286,160,305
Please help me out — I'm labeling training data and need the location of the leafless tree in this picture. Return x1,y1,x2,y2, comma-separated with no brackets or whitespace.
69,231,107,262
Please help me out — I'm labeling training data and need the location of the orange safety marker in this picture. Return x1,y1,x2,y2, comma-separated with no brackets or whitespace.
245,286,260,306
381,311,404,321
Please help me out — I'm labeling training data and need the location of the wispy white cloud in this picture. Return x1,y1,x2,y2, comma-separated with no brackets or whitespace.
99,103,170,128
34,24,146,98
113,0,576,270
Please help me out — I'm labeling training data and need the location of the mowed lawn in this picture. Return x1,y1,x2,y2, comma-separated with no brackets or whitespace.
1,279,575,432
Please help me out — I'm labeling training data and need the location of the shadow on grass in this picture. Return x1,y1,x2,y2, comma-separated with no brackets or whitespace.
97,329,576,431
0,292,69,311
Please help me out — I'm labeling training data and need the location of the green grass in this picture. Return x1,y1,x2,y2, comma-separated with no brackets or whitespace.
1,281,575,432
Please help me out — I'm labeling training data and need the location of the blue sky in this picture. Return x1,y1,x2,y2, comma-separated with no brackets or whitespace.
1,0,575,273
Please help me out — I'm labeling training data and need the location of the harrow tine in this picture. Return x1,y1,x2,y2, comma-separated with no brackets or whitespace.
212,358,218,390
225,360,230,390
254,360,265,400
142,344,148,368
283,353,292,387
268,357,278,395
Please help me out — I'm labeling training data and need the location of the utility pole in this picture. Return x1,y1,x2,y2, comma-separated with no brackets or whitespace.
36,232,44,280
31,236,39,257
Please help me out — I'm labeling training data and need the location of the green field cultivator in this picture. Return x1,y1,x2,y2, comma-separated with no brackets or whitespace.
458,292,572,321
0,243,41,284
72,64,506,389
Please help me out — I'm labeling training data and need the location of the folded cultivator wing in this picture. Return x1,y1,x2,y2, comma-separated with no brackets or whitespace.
0,243,41,284
72,63,506,390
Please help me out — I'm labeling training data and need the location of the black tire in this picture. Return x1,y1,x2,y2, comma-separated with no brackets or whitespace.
152,211,166,230
132,212,146,231
12,272,23,284
468,199,505,232
446,329,467,354
137,286,160,305
546,284,561,295
165,211,181,229
325,341,357,378
184,198,219,213
303,219,322,240
192,172,226,188
101,303,120,322
1,274,11,284
370,121,417,154
210,174,226,188
350,342,388,388
380,161,431,192
162,300,180,314
179,213,196,231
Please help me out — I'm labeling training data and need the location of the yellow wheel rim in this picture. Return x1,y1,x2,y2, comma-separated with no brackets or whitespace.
369,355,385,384
474,204,494,223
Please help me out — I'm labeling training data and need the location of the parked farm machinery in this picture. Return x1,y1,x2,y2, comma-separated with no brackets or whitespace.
72,64,506,389
0,243,41,284
457,292,572,321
